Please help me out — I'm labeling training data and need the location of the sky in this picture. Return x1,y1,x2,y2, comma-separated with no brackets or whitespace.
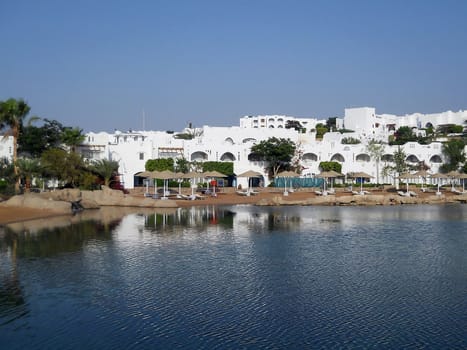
1,0,467,133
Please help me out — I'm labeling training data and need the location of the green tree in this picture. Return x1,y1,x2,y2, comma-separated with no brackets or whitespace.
392,126,417,145
440,139,465,172
285,120,304,132
366,140,385,184
19,119,64,157
41,148,85,187
315,123,328,139
145,158,174,171
61,127,85,153
175,157,190,173
318,161,342,173
202,161,234,175
89,159,119,186
250,137,296,178
0,98,31,192
16,157,41,192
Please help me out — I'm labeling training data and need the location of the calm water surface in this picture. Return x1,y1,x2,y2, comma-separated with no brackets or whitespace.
1,204,466,349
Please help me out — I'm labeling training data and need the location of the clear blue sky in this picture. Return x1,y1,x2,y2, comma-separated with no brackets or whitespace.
1,0,467,132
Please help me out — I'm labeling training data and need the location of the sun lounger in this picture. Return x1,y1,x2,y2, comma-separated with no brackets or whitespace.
409,191,418,197
451,188,464,195
398,191,410,197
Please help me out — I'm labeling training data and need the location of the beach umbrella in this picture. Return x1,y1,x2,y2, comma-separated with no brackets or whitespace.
175,172,185,195
398,172,414,193
413,170,430,190
446,170,462,191
237,170,262,193
150,170,176,199
277,170,299,194
137,171,153,196
181,171,203,196
202,171,227,195
316,171,341,194
458,173,467,193
348,172,373,194
430,173,448,194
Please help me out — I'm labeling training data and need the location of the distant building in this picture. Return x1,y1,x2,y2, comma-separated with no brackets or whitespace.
75,107,466,189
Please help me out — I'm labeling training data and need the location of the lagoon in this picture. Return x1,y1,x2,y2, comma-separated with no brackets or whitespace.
1,205,467,349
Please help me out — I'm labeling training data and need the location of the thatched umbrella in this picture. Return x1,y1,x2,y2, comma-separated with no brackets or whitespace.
237,170,262,193
316,171,342,194
430,173,449,194
181,171,203,196
413,170,430,190
149,170,177,199
202,170,227,194
277,170,299,195
398,172,415,193
348,171,373,194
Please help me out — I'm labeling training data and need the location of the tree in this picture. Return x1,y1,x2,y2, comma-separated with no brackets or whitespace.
19,119,64,157
145,158,174,171
61,127,85,153
89,159,119,186
41,148,85,187
315,123,328,139
285,120,303,132
326,117,337,132
0,98,31,193
319,161,342,173
366,140,384,184
16,157,41,192
392,126,417,145
382,146,408,187
250,137,296,178
175,157,190,173
440,139,465,172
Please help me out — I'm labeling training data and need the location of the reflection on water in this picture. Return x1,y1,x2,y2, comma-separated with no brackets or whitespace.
0,204,466,349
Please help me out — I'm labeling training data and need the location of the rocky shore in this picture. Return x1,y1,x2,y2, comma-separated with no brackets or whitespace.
1,186,466,225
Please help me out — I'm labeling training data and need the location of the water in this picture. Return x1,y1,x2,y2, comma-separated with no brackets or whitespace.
1,204,467,349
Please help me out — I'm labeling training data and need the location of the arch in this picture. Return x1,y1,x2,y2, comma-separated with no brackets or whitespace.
269,125,274,128
356,153,371,162
429,154,442,163
248,153,262,161
331,153,345,163
302,152,318,162
220,152,236,162
268,118,275,123
406,154,419,163
425,122,433,129
381,154,394,162
277,125,283,128
242,137,257,144
191,151,208,161
277,118,284,122
224,137,234,145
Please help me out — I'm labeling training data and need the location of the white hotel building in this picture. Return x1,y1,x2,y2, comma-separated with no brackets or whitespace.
1,107,466,189
74,107,466,189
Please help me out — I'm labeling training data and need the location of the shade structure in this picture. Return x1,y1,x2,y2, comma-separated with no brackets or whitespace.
348,172,373,194
181,171,203,196
457,173,467,192
202,171,227,195
277,170,299,194
237,170,262,193
148,170,177,199
316,171,342,194
398,172,415,193
413,170,430,190
446,170,464,191
430,173,449,194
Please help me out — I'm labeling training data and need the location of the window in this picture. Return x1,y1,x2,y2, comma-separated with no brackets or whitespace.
139,152,144,160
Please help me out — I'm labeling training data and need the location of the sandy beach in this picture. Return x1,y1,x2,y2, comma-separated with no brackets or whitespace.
0,187,464,225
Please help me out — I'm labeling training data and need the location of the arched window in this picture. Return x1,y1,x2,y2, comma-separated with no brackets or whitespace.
220,152,236,161
429,154,442,163
248,153,262,161
242,138,257,143
406,154,419,163
302,153,318,163
191,151,208,161
224,137,234,145
356,153,371,162
331,153,345,162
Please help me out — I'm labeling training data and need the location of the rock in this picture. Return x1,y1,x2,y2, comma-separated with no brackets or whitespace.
0,193,71,214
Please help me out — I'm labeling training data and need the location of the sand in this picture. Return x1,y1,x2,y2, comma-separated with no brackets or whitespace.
0,187,463,225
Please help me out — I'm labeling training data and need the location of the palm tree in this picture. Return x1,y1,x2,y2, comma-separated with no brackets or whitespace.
89,159,119,186
61,127,86,153
16,157,41,192
366,140,384,185
0,98,31,193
